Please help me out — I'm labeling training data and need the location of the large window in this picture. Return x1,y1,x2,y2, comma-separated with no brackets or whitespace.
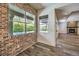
39,15,48,32
9,4,35,35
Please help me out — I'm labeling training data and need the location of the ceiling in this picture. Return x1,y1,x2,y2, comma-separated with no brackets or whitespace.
29,3,56,10
56,3,79,20
57,3,79,15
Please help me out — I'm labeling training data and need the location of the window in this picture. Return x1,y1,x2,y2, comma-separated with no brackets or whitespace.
26,12,35,33
13,16,25,35
39,15,48,32
9,4,35,35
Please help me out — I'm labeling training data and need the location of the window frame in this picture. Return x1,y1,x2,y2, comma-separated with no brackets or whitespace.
8,4,36,36
26,12,36,33
39,15,48,33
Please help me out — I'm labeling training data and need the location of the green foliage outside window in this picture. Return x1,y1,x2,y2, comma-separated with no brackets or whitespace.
41,25,48,31
13,22,25,32
13,21,35,33
27,23,35,31
9,4,35,35
26,20,35,32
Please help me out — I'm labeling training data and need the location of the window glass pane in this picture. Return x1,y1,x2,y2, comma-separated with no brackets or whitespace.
13,22,25,35
9,4,36,35
26,19,35,33
9,4,25,35
19,17,25,22
13,16,19,22
13,15,25,35
26,12,35,33
9,4,25,15
40,17,48,32
13,16,25,22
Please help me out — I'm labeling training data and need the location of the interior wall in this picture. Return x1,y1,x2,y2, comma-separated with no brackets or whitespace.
58,11,79,34
37,4,69,46
59,22,67,34
67,12,79,35
77,22,79,35
37,8,56,46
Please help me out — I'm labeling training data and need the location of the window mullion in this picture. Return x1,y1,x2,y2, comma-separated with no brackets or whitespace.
25,12,27,34
10,16,14,36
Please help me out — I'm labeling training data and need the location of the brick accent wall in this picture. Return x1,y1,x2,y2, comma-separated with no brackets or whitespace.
15,3,36,15
0,3,37,56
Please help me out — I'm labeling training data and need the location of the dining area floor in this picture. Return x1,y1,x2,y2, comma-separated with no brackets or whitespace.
17,34,79,56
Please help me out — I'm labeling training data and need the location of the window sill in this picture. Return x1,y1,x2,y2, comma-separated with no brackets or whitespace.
40,31,48,33
11,31,35,37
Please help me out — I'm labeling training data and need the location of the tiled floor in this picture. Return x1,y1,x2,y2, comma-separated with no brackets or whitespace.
17,34,79,56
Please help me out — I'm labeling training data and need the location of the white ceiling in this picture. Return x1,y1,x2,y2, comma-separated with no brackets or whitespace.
56,3,79,20
29,3,56,10
57,3,79,15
